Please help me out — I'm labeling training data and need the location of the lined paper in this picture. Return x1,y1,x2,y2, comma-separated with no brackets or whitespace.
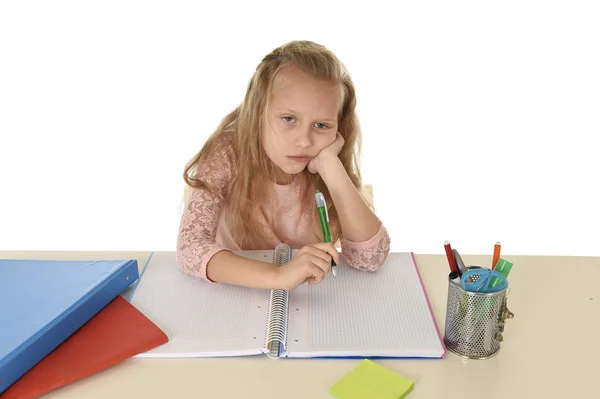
286,253,444,358
129,251,271,357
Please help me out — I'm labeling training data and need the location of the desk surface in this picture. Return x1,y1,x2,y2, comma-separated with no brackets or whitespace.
2,250,599,399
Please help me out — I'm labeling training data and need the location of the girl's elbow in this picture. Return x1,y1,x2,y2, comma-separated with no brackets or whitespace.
373,247,391,270
175,242,198,276
344,248,389,272
366,250,390,271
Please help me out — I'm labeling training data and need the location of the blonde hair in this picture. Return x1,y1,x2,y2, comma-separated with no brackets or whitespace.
183,40,363,248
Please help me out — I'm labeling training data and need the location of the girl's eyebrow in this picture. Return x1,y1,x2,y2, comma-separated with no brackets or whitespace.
276,108,337,123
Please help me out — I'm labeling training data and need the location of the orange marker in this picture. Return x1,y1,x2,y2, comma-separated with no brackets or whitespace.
492,241,501,269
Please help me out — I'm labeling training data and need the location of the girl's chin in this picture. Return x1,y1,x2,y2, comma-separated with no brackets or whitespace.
280,167,305,175
279,160,308,174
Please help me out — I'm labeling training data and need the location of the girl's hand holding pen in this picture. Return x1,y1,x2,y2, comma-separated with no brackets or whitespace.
274,242,340,291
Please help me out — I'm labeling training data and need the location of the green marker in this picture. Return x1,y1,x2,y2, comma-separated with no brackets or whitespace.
490,258,513,288
315,190,336,277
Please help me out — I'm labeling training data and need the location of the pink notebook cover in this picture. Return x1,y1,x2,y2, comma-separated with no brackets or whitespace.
411,252,447,357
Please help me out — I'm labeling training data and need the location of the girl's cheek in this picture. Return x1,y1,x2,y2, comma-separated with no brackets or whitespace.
317,132,335,147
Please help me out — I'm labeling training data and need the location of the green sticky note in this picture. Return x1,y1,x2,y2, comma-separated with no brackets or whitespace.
329,359,414,399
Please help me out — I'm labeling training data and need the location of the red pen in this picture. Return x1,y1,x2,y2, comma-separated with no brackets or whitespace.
444,240,458,274
492,241,501,270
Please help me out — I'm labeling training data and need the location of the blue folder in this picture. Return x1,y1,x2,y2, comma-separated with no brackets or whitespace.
0,258,139,393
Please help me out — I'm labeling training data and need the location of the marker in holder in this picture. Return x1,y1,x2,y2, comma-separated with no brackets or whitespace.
443,266,514,359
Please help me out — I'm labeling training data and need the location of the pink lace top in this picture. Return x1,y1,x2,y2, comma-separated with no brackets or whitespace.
176,134,391,282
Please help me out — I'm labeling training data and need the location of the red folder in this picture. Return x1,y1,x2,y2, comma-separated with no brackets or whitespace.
1,296,168,399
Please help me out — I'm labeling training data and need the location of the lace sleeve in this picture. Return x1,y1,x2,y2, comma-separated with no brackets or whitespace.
176,135,235,281
340,223,391,271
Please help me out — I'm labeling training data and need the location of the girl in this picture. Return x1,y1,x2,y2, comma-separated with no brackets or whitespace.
177,40,390,291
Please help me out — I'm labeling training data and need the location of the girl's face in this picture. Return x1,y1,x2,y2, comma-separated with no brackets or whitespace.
260,65,340,178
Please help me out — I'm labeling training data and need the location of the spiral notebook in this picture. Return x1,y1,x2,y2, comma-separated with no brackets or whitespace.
128,244,446,359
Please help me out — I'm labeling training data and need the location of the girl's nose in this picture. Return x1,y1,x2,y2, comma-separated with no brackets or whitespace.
295,127,313,148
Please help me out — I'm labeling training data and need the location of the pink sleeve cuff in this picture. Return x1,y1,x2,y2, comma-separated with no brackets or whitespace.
176,244,230,283
340,223,391,271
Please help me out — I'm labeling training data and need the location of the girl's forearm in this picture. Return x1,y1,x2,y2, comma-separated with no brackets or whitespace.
318,156,381,241
206,250,280,289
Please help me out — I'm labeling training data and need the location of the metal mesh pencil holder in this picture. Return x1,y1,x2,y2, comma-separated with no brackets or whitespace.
443,269,514,359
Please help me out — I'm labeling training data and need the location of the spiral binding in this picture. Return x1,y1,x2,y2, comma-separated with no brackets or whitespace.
264,243,292,358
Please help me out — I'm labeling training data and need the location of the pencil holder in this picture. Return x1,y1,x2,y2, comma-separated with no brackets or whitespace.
443,267,514,359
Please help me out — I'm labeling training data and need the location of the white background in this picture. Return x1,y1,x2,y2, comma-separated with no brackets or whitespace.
1,1,598,256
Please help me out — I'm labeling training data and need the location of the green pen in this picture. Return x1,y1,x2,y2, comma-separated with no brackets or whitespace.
489,258,513,288
315,189,337,277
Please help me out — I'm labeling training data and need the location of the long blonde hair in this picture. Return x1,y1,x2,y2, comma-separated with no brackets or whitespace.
183,40,362,248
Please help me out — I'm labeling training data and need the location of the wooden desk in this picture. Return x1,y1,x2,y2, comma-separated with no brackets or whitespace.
2,251,599,398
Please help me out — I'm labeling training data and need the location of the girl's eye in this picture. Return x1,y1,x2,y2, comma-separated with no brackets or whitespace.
315,123,328,129
283,116,295,123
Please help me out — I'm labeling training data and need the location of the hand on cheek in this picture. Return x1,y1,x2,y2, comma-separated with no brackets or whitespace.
308,131,345,174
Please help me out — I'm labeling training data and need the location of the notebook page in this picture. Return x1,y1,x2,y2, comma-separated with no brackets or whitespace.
129,251,272,357
285,253,444,358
